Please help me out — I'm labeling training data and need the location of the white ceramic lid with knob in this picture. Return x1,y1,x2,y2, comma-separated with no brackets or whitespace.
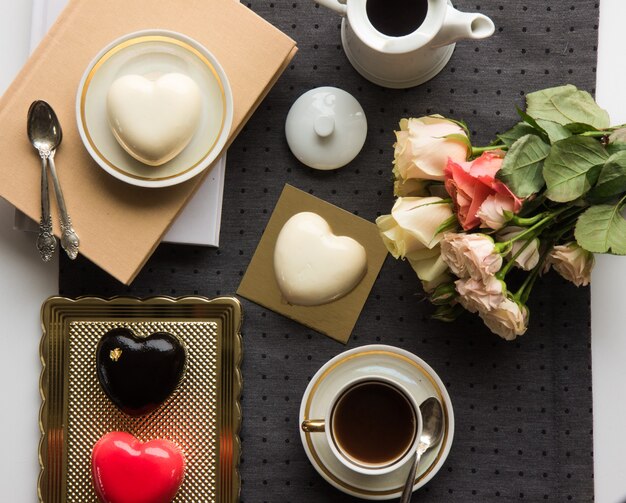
285,87,367,170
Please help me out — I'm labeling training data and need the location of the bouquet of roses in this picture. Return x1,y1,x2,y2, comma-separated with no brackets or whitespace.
376,85,626,340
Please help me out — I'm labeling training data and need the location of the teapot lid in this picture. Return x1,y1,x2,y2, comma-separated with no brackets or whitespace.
285,86,367,171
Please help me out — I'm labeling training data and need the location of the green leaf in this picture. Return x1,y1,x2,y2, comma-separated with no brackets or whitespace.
407,198,453,210
445,117,471,137
543,136,609,202
607,143,626,155
444,133,472,149
600,150,626,173
519,194,547,217
517,107,550,143
497,122,538,147
433,214,459,237
587,151,626,202
565,122,601,134
575,198,626,255
535,119,572,144
526,85,611,129
519,109,578,146
496,134,550,197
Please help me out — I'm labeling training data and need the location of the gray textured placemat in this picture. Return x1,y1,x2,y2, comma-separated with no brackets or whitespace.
59,1,598,501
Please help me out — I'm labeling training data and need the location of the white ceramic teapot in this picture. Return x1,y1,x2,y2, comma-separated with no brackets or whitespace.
317,0,495,88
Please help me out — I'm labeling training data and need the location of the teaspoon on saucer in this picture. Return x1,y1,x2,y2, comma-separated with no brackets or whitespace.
399,397,444,503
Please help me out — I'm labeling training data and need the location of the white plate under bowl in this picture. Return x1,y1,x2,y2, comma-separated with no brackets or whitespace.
299,344,454,500
76,29,233,188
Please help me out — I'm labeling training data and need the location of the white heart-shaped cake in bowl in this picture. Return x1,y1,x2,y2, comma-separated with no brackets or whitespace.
106,73,202,166
274,212,368,306
76,30,233,188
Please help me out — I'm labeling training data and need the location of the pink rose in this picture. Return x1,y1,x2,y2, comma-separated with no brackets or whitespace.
479,298,529,341
544,242,594,287
444,151,523,231
440,233,503,281
455,276,506,314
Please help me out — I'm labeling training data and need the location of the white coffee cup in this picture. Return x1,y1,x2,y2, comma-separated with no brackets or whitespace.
316,0,495,88
301,376,422,476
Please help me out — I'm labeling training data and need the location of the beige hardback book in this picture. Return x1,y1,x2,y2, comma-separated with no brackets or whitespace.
0,0,297,284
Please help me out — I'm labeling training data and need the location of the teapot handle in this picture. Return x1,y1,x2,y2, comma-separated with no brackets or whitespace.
316,0,347,15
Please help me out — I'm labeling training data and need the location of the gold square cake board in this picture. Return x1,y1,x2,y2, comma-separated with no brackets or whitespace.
39,296,242,503
237,184,389,344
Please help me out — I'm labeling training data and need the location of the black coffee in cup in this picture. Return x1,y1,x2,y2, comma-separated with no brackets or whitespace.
366,0,428,37
331,381,417,466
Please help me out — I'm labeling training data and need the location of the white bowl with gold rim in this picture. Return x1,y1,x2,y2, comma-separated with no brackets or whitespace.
299,344,454,500
76,30,233,188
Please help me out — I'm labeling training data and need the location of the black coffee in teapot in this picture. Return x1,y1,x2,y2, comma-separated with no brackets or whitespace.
366,0,428,37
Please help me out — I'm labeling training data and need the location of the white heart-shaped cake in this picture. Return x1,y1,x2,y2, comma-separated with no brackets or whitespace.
274,212,367,306
106,73,202,166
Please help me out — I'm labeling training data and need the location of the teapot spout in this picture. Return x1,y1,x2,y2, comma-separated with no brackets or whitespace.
430,6,495,48
316,0,347,15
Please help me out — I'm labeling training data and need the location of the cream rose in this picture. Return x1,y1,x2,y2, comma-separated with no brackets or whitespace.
393,174,430,197
407,246,450,292
393,116,469,183
479,299,529,341
545,242,594,287
455,276,506,313
497,226,540,271
440,233,503,281
376,197,454,259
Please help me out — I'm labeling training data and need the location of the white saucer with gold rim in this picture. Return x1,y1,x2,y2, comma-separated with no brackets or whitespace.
76,29,233,188
299,344,454,500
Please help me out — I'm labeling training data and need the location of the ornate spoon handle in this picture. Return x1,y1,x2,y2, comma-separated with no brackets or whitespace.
48,151,79,260
37,154,55,262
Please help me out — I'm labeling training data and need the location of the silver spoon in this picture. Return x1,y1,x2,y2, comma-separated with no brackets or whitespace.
48,146,80,260
36,101,80,259
399,397,444,503
27,100,59,261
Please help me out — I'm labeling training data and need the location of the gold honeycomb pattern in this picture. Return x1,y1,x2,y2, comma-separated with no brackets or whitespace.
66,320,219,502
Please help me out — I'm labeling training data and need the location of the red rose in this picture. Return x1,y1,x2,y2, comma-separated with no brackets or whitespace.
444,151,523,231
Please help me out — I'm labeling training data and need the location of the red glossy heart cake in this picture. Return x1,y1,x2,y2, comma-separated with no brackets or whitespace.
92,432,185,503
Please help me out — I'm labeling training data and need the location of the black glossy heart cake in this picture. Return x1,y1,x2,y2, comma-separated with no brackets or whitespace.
96,327,186,416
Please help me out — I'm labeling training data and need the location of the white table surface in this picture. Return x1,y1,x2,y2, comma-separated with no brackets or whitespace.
1,1,625,501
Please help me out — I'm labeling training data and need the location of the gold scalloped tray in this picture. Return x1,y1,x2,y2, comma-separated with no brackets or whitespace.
39,296,242,503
